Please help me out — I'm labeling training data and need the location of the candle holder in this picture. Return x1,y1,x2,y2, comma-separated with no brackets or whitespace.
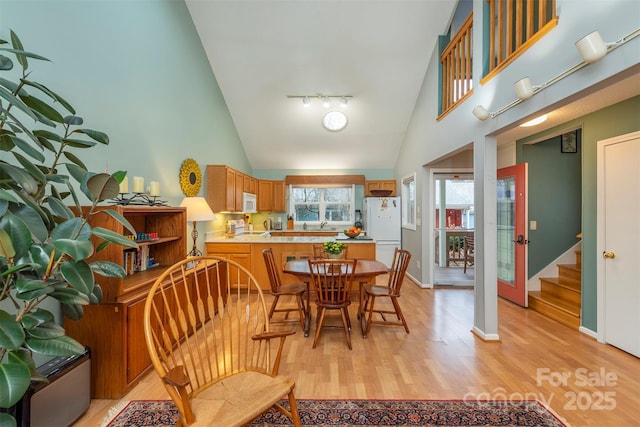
110,192,168,206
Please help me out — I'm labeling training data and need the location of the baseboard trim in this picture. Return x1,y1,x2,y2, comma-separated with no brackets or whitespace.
579,325,597,339
407,272,432,289
471,326,501,342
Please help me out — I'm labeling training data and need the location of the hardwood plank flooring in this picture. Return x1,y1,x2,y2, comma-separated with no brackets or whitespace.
74,277,639,426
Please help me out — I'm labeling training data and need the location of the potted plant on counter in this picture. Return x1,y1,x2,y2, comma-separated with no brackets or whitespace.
0,31,137,426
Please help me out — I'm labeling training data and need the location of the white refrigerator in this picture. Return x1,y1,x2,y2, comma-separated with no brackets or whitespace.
364,196,401,268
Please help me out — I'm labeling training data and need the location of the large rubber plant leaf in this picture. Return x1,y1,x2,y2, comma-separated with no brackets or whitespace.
52,238,93,261
26,334,85,357
14,278,53,300
12,151,46,183
0,54,13,71
51,217,90,241
0,351,31,408
32,129,62,143
20,94,64,123
49,287,90,305
60,260,94,295
61,303,83,321
25,321,65,339
20,309,54,330
65,162,87,184
89,260,126,278
0,77,28,96
0,86,37,121
92,227,138,249
0,228,16,259
61,138,96,149
21,80,75,115
0,133,16,151
0,189,20,204
99,208,137,235
47,195,74,220
9,135,45,162
74,128,109,145
0,213,31,258
0,163,38,194
0,310,25,350
9,204,47,244
63,115,83,126
62,151,87,170
87,173,120,201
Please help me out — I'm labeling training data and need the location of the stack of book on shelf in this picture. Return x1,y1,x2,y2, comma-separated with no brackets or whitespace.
123,246,159,275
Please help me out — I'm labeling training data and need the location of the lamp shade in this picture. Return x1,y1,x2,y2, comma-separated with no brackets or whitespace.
514,77,534,100
179,197,217,222
576,31,607,64
472,105,490,121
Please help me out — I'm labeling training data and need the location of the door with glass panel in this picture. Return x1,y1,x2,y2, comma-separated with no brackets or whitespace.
497,164,528,306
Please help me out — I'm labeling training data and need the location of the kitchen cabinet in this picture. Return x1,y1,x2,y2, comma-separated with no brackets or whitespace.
364,180,396,196
257,179,286,212
207,165,251,212
205,242,252,288
64,206,187,398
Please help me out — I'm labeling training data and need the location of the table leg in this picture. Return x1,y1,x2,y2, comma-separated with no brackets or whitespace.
304,281,311,337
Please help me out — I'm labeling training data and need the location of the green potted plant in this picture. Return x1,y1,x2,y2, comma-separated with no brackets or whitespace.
323,241,345,258
0,31,138,426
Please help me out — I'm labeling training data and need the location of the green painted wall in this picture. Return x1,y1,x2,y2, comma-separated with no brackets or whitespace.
520,131,582,277
517,96,640,331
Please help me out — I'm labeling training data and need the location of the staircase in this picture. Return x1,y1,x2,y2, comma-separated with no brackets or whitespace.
528,250,581,329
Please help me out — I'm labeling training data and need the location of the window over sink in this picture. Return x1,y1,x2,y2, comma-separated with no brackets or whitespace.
290,185,354,226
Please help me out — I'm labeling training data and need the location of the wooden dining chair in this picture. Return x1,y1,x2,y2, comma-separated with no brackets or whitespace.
360,248,412,338
143,256,301,426
307,258,357,350
463,235,475,273
263,248,307,330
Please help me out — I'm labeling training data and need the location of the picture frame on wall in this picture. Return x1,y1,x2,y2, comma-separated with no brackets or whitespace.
561,131,578,153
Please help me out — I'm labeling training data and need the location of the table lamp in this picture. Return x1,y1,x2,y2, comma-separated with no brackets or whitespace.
179,197,216,257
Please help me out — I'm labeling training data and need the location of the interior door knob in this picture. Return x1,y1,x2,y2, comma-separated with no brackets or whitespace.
602,251,616,259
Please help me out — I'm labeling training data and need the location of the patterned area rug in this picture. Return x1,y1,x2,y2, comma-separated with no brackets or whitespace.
103,399,568,427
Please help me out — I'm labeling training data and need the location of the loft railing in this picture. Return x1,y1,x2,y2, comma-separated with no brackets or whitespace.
438,1,557,119
440,12,473,117
484,0,558,81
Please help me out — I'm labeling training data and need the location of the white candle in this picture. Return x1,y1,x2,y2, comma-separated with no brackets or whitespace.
133,176,144,193
149,181,160,197
119,176,129,194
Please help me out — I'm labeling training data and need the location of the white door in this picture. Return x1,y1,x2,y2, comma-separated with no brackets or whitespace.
597,131,640,357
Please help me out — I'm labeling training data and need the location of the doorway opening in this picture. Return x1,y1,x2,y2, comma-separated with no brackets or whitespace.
433,173,474,285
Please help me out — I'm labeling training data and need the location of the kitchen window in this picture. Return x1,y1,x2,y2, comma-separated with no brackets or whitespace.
290,185,354,225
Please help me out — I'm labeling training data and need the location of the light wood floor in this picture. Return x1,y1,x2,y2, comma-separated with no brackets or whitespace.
76,277,639,426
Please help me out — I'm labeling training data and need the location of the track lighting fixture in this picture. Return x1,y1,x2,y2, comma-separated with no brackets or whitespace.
473,27,639,121
287,94,353,107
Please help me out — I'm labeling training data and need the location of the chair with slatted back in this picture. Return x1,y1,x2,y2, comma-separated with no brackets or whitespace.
360,248,412,338
463,235,474,273
143,256,301,426
307,258,357,350
262,248,307,330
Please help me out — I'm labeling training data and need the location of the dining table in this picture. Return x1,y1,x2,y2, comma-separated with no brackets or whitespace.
283,258,388,337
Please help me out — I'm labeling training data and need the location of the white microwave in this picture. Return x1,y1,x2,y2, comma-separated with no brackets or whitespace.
242,192,257,213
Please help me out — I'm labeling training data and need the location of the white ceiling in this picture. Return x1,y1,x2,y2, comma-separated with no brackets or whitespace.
185,1,639,171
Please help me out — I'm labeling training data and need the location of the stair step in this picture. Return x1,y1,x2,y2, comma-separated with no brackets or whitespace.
575,250,581,268
529,291,580,329
539,277,581,306
557,264,581,285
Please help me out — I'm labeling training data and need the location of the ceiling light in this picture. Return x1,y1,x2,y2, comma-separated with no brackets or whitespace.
303,96,310,107
520,114,548,127
576,31,608,64
472,105,490,121
322,111,348,132
322,96,330,108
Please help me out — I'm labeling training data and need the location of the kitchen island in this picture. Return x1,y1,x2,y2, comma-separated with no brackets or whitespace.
206,234,376,290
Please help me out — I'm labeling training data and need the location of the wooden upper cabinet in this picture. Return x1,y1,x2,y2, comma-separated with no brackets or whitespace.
257,179,286,212
207,165,253,212
365,180,396,196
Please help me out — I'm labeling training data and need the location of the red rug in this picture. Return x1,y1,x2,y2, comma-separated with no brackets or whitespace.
103,399,568,426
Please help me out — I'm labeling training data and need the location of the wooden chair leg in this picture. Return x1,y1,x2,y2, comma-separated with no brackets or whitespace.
288,390,301,427
312,307,326,348
269,295,280,319
391,296,410,333
296,294,306,330
340,307,352,350
364,294,376,338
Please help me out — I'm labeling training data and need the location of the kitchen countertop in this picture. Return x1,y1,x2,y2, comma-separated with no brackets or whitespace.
206,234,374,243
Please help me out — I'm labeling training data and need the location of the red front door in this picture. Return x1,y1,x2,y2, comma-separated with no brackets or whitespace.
497,164,528,306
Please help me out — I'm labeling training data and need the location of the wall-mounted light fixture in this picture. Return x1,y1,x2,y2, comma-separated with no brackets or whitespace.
473,27,639,121
288,94,353,107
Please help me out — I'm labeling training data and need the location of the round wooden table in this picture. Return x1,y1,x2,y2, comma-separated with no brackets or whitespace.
283,259,388,336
